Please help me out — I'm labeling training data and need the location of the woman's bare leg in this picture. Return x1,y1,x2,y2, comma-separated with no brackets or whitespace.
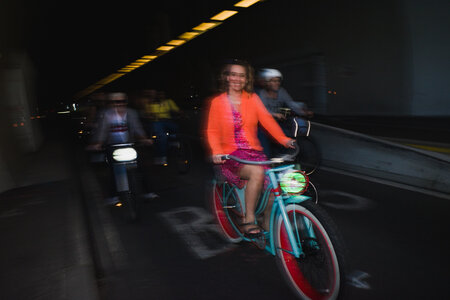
239,165,265,231
262,193,275,231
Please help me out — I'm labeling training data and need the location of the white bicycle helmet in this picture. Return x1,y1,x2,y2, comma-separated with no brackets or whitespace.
258,68,283,80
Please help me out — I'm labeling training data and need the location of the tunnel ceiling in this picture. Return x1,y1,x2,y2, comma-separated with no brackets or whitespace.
1,0,243,106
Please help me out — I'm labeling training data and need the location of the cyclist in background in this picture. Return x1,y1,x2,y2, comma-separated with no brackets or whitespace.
138,89,157,138
87,92,158,203
148,90,181,165
256,68,313,157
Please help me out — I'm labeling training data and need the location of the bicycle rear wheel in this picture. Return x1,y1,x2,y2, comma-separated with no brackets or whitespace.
275,202,346,300
296,136,320,175
211,182,242,243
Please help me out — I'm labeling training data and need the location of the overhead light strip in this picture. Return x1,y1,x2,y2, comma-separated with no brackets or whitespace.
157,45,175,51
179,31,201,40
211,10,238,21
192,22,220,31
167,39,186,46
142,55,157,59
75,2,261,99
234,0,261,8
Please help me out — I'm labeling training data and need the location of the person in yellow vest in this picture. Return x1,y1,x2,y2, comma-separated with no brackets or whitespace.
148,90,181,165
140,89,157,136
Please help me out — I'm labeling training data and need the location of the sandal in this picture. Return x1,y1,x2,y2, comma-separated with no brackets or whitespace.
239,222,263,238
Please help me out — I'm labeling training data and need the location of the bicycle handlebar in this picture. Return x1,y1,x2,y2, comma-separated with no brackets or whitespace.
221,143,299,165
279,106,313,118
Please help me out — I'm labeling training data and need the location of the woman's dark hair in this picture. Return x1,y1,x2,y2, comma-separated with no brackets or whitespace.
217,59,255,93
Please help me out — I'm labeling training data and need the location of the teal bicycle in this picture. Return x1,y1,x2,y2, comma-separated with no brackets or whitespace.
211,147,346,299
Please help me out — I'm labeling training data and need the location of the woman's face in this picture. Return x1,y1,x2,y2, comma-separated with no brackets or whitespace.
226,64,247,92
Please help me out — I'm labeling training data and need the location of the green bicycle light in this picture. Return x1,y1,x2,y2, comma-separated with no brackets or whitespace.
280,170,309,195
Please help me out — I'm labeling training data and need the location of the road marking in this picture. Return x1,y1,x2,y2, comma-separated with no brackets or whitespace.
319,190,374,210
347,270,371,289
159,206,236,259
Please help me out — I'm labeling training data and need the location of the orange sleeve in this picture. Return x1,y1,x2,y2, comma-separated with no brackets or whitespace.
254,94,291,146
206,97,224,155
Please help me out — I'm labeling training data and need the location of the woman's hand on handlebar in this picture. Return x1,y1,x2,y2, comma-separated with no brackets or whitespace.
285,139,296,149
212,154,226,164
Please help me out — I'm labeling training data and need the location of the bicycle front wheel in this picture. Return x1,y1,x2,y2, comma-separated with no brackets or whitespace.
275,202,346,300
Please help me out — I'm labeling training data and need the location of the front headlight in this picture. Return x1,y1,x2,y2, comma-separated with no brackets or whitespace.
280,170,309,195
112,147,137,162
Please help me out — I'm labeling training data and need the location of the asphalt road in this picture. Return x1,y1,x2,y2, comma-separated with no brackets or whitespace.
77,137,450,300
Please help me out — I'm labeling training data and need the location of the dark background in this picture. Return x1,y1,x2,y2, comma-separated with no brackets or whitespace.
0,0,242,106
1,0,449,116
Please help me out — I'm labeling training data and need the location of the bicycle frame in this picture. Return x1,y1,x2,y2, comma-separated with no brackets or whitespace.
216,162,314,259
266,165,312,258
213,147,344,300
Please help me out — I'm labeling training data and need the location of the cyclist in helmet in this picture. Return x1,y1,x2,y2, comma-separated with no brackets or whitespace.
256,68,313,157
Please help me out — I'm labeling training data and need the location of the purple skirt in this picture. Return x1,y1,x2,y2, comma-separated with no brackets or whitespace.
221,149,270,189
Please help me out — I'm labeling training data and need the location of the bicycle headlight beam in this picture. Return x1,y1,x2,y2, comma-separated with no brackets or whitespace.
112,147,137,162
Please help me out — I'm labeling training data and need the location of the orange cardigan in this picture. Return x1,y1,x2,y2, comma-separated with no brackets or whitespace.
206,92,290,155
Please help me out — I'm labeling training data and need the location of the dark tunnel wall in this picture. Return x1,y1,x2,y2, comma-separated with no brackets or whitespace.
97,0,450,116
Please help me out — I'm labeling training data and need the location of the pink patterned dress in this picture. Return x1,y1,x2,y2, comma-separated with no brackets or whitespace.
221,106,269,188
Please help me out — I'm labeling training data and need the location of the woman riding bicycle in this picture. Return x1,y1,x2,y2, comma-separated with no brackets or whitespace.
205,59,295,237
